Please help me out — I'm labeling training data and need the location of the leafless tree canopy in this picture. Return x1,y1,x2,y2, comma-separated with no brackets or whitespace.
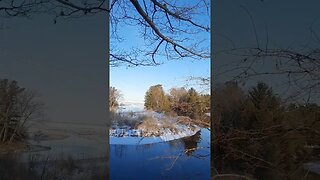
0,0,210,67
220,46,320,102
185,76,210,94
215,5,320,103
110,0,210,66
0,0,108,18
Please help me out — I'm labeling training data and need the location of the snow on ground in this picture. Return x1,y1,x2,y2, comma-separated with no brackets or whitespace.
159,125,200,142
110,111,201,145
110,126,200,145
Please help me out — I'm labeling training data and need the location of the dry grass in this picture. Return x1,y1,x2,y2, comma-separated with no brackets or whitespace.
164,111,178,118
111,110,206,137
136,115,180,136
137,116,160,136
0,142,29,154
110,112,141,128
159,118,178,134
176,115,210,128
176,116,193,126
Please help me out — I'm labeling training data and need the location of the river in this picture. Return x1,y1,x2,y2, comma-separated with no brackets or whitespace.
110,128,211,179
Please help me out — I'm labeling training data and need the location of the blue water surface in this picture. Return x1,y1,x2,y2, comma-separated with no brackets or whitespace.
110,128,211,180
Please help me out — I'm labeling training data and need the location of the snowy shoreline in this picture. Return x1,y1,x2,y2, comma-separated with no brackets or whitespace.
110,107,205,145
110,127,201,145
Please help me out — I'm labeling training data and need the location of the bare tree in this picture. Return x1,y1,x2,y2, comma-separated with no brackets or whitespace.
215,4,320,103
109,86,121,111
216,45,320,103
0,0,210,67
0,79,43,143
185,76,210,94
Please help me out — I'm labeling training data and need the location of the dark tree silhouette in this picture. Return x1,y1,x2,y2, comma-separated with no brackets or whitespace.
0,79,43,143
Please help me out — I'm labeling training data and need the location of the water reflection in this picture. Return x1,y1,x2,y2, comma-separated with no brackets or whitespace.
113,144,127,158
181,131,201,156
109,129,210,180
136,143,155,151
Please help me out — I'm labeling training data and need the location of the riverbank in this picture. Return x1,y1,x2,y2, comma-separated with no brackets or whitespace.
110,111,207,145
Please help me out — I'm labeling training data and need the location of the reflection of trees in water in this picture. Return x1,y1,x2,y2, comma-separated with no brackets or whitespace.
181,131,201,156
113,145,126,158
168,139,183,149
136,143,155,151
165,131,202,156
113,143,158,158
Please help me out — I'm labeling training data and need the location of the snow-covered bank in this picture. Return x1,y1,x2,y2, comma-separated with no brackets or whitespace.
110,127,200,145
159,126,200,142
110,111,202,145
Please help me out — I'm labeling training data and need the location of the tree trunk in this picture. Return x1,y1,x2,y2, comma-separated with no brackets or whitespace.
1,103,12,143
2,122,8,142
0,125,5,141
9,124,18,143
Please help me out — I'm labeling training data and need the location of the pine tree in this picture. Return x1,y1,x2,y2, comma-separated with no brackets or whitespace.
144,84,167,113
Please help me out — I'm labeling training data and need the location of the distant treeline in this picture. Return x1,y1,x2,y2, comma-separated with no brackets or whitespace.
144,84,210,120
213,81,320,179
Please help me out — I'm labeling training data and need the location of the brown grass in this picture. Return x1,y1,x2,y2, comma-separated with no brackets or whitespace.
110,112,141,128
136,116,181,136
0,142,29,154
137,116,160,136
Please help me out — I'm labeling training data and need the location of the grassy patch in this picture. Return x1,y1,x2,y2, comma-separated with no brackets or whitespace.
110,111,141,128
137,116,160,136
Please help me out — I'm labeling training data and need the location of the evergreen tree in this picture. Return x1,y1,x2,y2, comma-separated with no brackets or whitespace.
144,84,167,113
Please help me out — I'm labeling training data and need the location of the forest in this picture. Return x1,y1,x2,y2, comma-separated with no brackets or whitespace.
212,81,320,179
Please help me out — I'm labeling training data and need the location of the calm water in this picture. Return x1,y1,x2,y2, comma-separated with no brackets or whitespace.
110,128,211,180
